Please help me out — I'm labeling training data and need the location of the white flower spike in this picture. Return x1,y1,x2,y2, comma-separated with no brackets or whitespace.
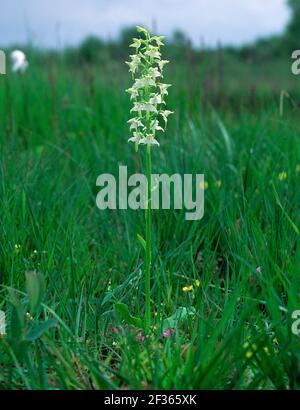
126,26,173,149
10,50,29,73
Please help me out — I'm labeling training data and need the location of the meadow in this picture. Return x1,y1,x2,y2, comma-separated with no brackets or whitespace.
0,44,300,389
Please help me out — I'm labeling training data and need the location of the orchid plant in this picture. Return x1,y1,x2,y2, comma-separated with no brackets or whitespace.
126,26,173,331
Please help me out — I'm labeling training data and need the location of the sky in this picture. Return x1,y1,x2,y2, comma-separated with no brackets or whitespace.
0,0,291,48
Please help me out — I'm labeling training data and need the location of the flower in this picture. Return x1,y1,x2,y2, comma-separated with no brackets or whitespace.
134,77,156,90
162,328,174,338
215,180,222,188
245,351,253,359
148,67,162,79
136,330,145,342
125,55,142,74
153,36,165,46
129,38,142,49
128,118,144,130
128,132,142,144
126,26,173,148
195,279,201,287
10,50,29,72
149,94,164,105
15,244,21,254
150,120,164,133
159,83,171,96
126,87,139,100
182,285,193,292
160,110,174,124
111,325,126,336
158,61,169,71
278,171,287,181
136,25,149,34
131,102,157,114
145,47,161,60
25,312,33,321
139,137,160,146
200,181,209,190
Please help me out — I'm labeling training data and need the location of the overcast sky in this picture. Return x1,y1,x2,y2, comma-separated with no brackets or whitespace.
1,0,290,48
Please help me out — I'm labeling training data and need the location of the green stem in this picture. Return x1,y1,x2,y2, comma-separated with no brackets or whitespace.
145,143,152,331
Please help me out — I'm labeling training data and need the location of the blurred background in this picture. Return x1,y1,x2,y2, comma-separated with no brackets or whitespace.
0,0,291,48
1,0,300,110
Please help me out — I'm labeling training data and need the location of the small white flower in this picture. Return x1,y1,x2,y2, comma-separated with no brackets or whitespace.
131,102,157,114
134,77,156,89
130,38,142,49
128,131,144,144
148,67,162,79
136,26,149,34
126,87,139,99
126,55,141,74
10,50,28,73
158,60,169,71
145,47,161,60
131,54,141,65
160,110,174,123
159,83,171,96
0,310,6,336
150,120,164,133
139,137,160,146
143,102,157,113
153,36,165,46
128,118,144,130
149,94,163,105
131,102,143,112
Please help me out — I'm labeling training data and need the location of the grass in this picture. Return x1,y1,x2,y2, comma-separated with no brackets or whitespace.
0,54,300,390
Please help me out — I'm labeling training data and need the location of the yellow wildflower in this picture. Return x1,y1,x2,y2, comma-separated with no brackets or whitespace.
278,171,287,181
200,181,209,190
182,285,193,292
14,244,21,254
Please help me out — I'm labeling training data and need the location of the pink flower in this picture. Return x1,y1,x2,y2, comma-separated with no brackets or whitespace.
162,328,174,338
136,331,145,342
111,325,126,336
